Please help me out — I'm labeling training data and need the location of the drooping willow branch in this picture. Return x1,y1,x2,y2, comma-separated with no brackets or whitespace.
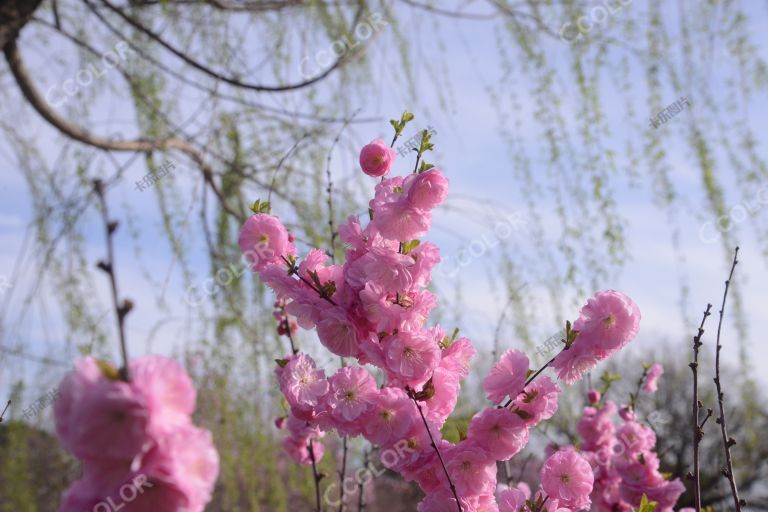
713,247,744,511
2,39,243,223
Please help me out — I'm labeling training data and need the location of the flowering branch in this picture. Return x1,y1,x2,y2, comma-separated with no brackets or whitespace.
689,302,712,511
92,179,133,381
307,439,324,512
713,247,744,511
406,386,463,512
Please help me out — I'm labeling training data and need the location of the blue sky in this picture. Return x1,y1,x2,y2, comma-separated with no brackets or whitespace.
0,1,766,412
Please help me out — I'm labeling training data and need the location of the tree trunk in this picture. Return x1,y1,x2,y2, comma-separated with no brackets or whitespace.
0,0,44,50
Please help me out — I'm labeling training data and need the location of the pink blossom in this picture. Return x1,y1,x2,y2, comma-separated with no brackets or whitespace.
498,487,527,512
483,349,529,404
238,214,295,272
550,342,600,385
409,241,441,288
540,449,594,511
573,290,641,354
374,199,432,242
642,363,664,393
129,355,196,433
384,330,441,386
316,308,362,357
54,357,150,462
444,441,497,496
277,353,329,415
404,168,449,210
467,408,529,461
514,376,561,425
347,246,415,293
440,337,477,379
360,138,396,177
425,366,460,427
363,387,416,446
587,389,601,404
323,367,378,435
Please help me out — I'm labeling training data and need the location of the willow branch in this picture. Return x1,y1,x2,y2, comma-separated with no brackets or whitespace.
2,39,243,223
713,247,743,511
689,303,712,512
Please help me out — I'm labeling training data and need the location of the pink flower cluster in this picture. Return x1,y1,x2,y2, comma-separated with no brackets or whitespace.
551,290,641,384
55,356,219,511
239,136,643,511
573,366,685,511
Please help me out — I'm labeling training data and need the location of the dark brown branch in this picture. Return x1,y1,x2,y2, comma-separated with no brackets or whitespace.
406,386,462,512
93,179,132,381
689,303,712,512
2,39,243,223
0,400,10,423
713,247,743,511
357,448,369,511
95,0,362,92
308,439,323,512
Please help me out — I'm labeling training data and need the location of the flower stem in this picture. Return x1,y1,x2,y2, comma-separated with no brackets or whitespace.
406,386,463,512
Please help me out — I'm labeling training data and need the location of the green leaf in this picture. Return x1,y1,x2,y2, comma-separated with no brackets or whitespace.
96,359,120,381
248,199,272,214
401,239,421,254
275,358,290,368
635,494,658,512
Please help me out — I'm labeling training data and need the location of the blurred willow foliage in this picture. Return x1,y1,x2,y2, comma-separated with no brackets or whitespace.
0,0,766,510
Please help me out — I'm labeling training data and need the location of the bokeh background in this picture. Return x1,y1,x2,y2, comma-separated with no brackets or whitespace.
0,0,766,510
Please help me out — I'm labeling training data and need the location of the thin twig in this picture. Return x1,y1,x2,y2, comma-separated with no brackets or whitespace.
501,352,559,408
689,303,712,512
93,179,132,380
281,256,338,306
713,247,743,511
406,386,462,512
337,436,349,511
308,439,323,512
325,109,361,263
357,448,369,511
0,400,10,423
